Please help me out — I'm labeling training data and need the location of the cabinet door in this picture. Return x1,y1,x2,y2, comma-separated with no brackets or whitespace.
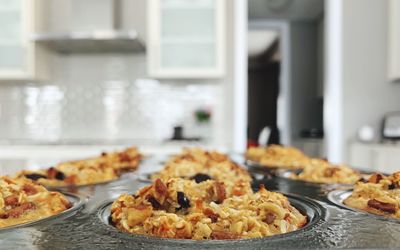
388,0,400,81
148,0,225,78
0,0,29,77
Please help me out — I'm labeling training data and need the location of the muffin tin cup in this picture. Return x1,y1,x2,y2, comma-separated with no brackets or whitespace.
136,171,265,184
327,190,400,223
97,193,326,244
0,192,85,232
45,172,137,191
276,170,354,189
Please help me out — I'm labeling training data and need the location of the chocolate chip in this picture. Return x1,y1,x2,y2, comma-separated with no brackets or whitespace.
55,171,66,180
25,173,47,181
177,192,190,210
190,173,212,183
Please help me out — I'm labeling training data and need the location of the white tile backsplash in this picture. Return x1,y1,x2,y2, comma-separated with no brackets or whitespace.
0,54,221,144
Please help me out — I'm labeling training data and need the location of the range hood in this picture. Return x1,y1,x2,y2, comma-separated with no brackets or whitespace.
32,0,145,54
32,30,145,54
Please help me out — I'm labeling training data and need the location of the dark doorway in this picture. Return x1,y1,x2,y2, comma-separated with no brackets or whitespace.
247,37,280,146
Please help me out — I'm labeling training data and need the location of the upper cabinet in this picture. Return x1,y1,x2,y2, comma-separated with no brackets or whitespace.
147,0,226,78
388,0,400,81
0,0,48,81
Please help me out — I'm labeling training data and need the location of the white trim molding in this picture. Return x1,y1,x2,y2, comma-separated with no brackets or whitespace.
232,0,248,152
324,0,344,163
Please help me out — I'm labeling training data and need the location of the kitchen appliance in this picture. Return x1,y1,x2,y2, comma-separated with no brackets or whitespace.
32,0,145,54
382,111,400,140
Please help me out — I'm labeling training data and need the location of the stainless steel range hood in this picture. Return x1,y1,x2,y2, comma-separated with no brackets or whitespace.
32,30,145,54
32,0,145,54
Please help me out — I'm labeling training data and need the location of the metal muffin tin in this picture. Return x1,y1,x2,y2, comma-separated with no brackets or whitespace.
0,192,84,233
98,193,326,243
136,170,265,183
1,155,400,249
46,172,137,191
328,189,400,223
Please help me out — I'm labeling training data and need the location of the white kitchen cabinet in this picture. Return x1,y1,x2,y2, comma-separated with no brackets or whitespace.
147,0,226,78
0,0,48,81
388,0,400,81
349,142,400,173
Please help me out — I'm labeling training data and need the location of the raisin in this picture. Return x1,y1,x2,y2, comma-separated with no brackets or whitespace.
177,192,190,210
358,178,368,183
55,171,66,180
190,173,212,183
25,173,47,181
146,195,162,209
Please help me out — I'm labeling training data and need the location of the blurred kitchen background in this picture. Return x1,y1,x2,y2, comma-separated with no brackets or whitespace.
0,0,400,174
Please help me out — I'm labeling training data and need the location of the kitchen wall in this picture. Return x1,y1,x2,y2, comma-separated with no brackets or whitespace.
0,0,236,149
325,0,400,162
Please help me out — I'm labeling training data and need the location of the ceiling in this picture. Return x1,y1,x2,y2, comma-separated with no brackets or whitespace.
248,0,324,21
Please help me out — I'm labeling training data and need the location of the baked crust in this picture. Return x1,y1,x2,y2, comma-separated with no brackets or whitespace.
152,148,252,196
111,178,307,240
246,145,310,170
344,172,400,219
289,159,361,185
0,176,71,228
166,148,230,166
16,146,142,187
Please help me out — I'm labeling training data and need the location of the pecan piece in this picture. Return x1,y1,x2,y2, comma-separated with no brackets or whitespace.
23,184,38,195
155,179,168,196
6,202,36,218
263,212,276,224
4,195,19,206
211,230,239,240
119,152,132,162
203,208,219,222
324,167,339,177
367,199,396,213
368,173,383,184
214,182,226,204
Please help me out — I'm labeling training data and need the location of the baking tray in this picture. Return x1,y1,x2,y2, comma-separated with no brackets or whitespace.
1,155,400,249
97,193,326,243
0,192,85,233
327,189,400,223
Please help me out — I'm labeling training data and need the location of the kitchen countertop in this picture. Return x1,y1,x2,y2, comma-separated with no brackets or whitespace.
0,155,399,249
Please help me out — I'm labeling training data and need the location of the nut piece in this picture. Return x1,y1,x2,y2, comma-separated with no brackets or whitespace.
367,199,396,214
126,205,153,227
